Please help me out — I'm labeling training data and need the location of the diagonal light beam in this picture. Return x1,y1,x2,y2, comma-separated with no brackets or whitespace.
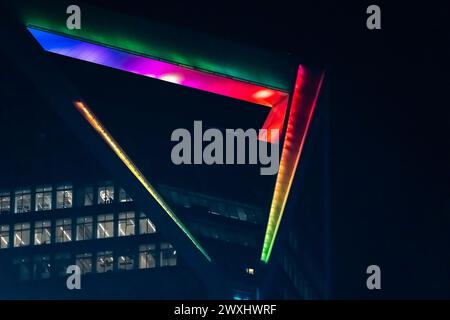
74,100,212,262
261,66,324,263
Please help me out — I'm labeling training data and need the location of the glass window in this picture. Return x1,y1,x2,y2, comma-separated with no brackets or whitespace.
14,222,30,247
14,188,31,213
97,214,114,239
0,225,9,249
76,216,93,241
33,255,51,279
55,218,72,243
56,184,73,209
34,220,51,245
160,243,177,267
139,212,156,234
237,207,248,221
139,244,156,269
98,182,114,204
0,192,11,213
35,186,52,211
96,251,113,273
76,253,93,274
118,188,133,202
245,267,255,275
118,212,135,237
118,254,134,271
13,257,31,281
54,253,72,276
79,186,94,206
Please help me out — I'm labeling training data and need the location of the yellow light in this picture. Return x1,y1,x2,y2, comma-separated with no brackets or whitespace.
74,100,211,262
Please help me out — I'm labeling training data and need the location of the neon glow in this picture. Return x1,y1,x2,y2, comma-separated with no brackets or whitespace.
261,66,324,263
28,25,324,263
28,26,288,142
74,100,212,262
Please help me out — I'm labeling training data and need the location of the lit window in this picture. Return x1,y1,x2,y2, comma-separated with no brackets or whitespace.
139,244,156,269
35,185,52,211
118,254,134,271
55,219,72,243
76,216,93,241
96,251,113,273
139,212,156,234
76,253,93,274
56,184,73,209
0,192,11,213
118,188,133,202
160,243,177,267
0,225,9,249
245,267,255,275
13,222,30,247
33,255,51,279
98,182,114,204
83,186,94,206
118,212,135,237
97,214,114,238
14,188,31,213
34,220,51,245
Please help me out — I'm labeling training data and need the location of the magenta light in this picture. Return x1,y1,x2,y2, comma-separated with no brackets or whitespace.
28,26,289,137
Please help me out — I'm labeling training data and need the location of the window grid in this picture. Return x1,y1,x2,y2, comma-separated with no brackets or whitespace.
35,186,52,211
97,214,114,239
0,192,11,213
56,184,73,209
34,220,51,245
14,222,30,247
118,212,135,237
14,188,31,213
55,219,72,243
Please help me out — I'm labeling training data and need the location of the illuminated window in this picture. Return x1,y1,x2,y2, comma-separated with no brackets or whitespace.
55,219,72,243
160,243,177,267
82,186,94,206
139,244,156,269
14,222,30,247
118,254,134,271
97,214,114,238
0,225,9,249
118,188,133,202
0,192,11,213
56,184,73,209
35,185,52,211
98,182,114,204
33,255,51,279
76,216,93,241
14,188,31,213
245,267,255,275
76,253,93,274
96,251,113,273
118,212,135,237
139,212,156,234
34,220,51,245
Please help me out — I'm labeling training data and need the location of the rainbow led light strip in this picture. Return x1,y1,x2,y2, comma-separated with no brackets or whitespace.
28,26,324,263
74,100,211,262
261,67,324,262
27,26,288,143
